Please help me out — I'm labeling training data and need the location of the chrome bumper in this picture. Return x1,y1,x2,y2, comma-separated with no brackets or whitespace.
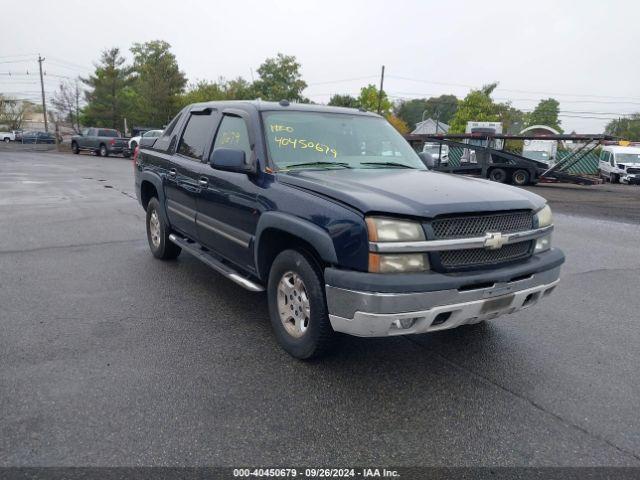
326,266,561,337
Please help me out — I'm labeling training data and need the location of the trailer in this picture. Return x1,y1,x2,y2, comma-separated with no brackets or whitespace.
405,133,617,186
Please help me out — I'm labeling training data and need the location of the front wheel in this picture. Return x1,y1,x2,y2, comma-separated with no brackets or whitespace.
71,142,79,154
146,197,181,260
267,249,334,359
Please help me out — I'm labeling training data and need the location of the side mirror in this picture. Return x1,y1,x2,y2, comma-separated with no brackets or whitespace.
418,152,436,170
210,148,253,174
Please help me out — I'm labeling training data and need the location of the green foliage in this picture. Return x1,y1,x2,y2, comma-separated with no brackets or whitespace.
396,95,458,129
448,82,528,135
81,47,133,129
358,84,391,115
252,53,307,102
179,77,256,108
527,98,562,132
448,87,500,133
496,103,529,134
129,40,187,127
328,94,360,108
605,114,640,141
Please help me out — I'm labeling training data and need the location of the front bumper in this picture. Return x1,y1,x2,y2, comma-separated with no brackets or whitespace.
325,248,564,337
621,174,640,185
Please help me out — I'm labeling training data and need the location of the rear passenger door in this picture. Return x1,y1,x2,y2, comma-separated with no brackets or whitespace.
195,113,259,272
164,108,219,239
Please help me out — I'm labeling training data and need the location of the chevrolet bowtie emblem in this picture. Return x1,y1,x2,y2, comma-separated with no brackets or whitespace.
484,232,506,250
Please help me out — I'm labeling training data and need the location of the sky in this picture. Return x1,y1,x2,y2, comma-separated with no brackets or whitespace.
1,0,639,133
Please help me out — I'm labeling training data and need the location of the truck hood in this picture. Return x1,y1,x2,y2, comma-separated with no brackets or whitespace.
277,169,546,218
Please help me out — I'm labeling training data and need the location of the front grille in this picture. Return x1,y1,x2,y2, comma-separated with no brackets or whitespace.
440,241,533,268
429,211,534,270
627,167,640,175
431,211,533,239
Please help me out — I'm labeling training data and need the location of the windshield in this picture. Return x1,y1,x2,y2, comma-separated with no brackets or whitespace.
262,111,426,170
615,153,640,164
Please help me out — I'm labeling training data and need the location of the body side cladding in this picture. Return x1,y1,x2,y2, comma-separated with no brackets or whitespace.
138,170,169,225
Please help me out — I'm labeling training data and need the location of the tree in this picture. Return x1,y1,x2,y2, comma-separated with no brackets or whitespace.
386,114,409,135
328,94,360,108
252,53,307,102
605,114,640,141
0,96,30,130
81,47,133,129
357,84,391,115
180,80,228,106
51,80,82,133
396,95,458,130
130,40,187,126
527,98,562,132
448,83,501,133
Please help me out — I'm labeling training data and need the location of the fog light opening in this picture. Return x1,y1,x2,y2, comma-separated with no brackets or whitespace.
392,317,419,330
523,292,541,307
431,311,452,326
543,286,556,297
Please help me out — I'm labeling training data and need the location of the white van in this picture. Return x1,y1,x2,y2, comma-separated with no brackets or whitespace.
598,145,640,184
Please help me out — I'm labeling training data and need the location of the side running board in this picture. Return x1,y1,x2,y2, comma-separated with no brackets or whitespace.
168,234,265,292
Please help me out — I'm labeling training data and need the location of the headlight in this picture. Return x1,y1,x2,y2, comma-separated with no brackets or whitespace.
366,217,425,242
366,217,429,272
535,205,553,228
368,253,430,273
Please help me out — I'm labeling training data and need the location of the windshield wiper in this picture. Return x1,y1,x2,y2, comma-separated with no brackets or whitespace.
359,161,416,169
282,161,352,170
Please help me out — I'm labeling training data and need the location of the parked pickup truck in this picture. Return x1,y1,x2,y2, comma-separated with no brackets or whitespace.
1,130,17,142
71,127,128,157
134,101,565,359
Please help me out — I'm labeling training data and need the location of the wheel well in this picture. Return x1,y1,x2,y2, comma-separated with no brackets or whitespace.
140,181,158,210
257,228,325,282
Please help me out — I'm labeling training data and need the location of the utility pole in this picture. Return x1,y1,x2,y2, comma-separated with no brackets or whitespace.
38,54,48,132
376,65,385,114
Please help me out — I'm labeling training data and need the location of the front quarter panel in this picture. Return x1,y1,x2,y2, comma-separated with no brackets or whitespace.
256,179,369,274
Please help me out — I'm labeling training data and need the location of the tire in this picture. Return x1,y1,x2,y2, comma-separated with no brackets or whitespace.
130,141,137,151
489,168,507,183
3,137,9,143
146,197,181,260
99,144,108,157
512,169,530,186
71,142,79,154
267,249,334,359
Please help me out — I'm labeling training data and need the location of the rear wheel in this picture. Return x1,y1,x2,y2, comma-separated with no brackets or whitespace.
267,249,334,359
489,168,507,183
610,173,619,184
3,137,9,143
99,144,108,157
146,197,181,260
512,169,530,186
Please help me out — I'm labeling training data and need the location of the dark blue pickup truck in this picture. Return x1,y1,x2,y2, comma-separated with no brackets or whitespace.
134,100,564,359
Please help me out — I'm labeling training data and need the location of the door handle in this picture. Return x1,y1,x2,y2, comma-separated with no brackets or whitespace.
168,168,177,177
199,177,209,187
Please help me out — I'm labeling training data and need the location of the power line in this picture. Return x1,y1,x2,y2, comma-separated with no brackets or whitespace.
386,74,640,102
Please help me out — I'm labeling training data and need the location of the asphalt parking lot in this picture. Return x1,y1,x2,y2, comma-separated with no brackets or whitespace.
1,151,640,467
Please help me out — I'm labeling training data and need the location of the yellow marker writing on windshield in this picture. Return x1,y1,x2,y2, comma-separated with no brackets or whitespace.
274,136,337,158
